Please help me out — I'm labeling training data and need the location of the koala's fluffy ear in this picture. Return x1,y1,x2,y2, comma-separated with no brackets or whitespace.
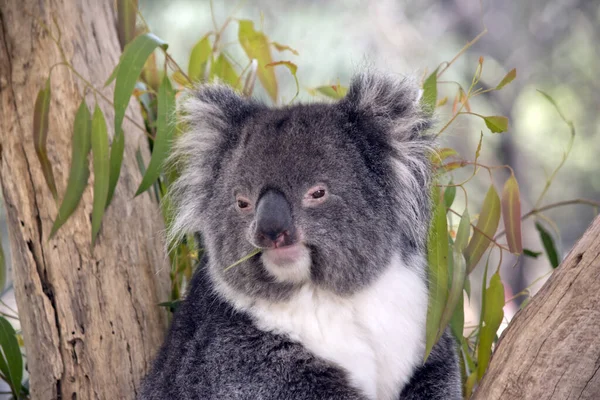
167,85,259,246
179,84,258,140
339,73,432,140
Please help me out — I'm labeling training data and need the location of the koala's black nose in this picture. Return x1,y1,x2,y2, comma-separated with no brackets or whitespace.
255,189,295,248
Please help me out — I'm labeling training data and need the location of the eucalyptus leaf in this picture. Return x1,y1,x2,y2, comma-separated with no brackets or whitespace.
91,107,110,246
135,75,176,196
50,100,92,238
33,77,58,202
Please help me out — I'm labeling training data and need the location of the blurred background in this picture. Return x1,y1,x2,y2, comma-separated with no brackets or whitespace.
141,0,600,326
0,0,599,390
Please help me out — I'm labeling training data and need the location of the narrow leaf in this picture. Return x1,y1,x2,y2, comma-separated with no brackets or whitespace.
477,271,505,379
50,100,92,238
501,174,522,253
210,53,239,88
496,68,516,90
315,85,348,99
523,248,542,259
455,208,471,253
483,115,509,133
271,41,299,55
188,35,211,82
441,161,468,172
33,77,58,202
238,20,278,101
105,128,124,208
464,186,501,272
114,33,168,136
535,222,560,268
0,239,5,293
421,69,438,113
450,285,464,340
0,316,23,396
116,0,138,49
135,75,176,196
437,250,466,341
431,147,458,165
223,248,262,272
444,185,456,209
424,187,449,360
91,107,110,246
266,61,299,102
172,70,192,88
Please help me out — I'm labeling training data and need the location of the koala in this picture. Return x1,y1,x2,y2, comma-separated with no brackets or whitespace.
139,73,462,400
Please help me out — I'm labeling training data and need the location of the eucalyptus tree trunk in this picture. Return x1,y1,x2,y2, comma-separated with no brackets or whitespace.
473,215,600,399
0,1,169,399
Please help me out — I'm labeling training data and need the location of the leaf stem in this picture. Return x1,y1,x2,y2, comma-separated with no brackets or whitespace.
437,28,488,79
494,199,600,240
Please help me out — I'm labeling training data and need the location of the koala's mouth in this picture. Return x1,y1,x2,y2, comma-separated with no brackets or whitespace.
260,243,312,284
262,243,307,266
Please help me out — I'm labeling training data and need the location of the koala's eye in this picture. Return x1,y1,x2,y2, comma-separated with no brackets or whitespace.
311,189,326,199
303,185,328,207
235,196,252,211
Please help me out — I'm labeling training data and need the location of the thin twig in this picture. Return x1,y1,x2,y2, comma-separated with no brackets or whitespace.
494,199,600,239
437,28,488,79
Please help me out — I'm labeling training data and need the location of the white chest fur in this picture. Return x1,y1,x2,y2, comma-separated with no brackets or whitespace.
239,254,428,400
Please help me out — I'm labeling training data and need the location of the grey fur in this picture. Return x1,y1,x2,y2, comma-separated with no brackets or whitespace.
140,73,461,399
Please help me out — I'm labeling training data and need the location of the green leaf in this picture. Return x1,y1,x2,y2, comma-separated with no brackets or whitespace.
266,61,299,102
495,68,516,90
455,208,471,253
238,20,278,102
483,116,509,133
223,248,262,272
210,53,239,88
523,248,542,259
450,285,464,340
0,239,5,293
501,174,522,253
437,249,466,342
50,100,92,238
421,69,438,113
431,147,458,165
114,33,168,136
91,107,110,246
464,185,501,273
158,299,182,312
424,187,449,360
188,35,211,82
33,77,58,202
0,316,23,396
104,64,119,87
135,75,176,196
477,271,505,379
444,185,456,209
315,85,348,99
106,129,125,209
535,222,560,268
116,0,138,49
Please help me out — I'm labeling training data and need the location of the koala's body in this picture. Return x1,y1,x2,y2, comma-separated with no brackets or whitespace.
139,74,462,400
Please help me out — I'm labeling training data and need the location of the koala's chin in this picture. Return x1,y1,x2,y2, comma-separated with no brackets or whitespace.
261,244,312,284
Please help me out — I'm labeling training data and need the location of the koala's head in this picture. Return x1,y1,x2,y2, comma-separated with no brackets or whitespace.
169,73,433,302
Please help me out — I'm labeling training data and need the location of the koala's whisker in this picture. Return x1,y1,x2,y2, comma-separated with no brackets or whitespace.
223,248,262,272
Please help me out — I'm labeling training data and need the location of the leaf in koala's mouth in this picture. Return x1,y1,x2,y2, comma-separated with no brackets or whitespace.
223,248,263,272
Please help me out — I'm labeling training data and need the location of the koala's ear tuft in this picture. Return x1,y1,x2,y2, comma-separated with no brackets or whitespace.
339,73,432,140
179,84,258,132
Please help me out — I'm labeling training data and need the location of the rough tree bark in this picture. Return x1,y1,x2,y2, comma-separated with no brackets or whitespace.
474,215,600,399
0,1,169,399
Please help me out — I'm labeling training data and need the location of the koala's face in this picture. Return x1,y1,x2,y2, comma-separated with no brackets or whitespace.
170,74,433,301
